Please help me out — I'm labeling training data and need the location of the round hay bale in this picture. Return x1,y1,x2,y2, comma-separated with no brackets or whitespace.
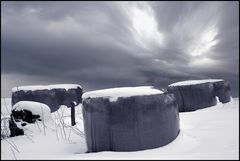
167,79,231,112
82,86,180,152
11,84,83,112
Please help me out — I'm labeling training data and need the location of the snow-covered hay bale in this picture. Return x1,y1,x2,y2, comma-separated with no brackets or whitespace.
82,86,180,152
9,101,52,137
12,101,52,123
12,84,82,112
167,79,231,112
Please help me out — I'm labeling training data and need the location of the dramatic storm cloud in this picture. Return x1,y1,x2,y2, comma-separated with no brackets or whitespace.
1,1,239,97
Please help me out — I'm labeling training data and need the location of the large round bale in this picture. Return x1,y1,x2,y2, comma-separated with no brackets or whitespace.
12,84,82,112
167,79,231,112
82,86,180,152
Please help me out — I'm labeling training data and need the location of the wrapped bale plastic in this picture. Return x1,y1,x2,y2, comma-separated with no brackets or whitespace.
82,86,180,152
12,84,82,112
167,79,231,112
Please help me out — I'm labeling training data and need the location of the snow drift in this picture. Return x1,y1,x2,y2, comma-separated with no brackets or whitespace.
82,86,180,152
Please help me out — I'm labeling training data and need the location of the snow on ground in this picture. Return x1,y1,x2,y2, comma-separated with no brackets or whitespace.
1,97,239,160
168,79,224,86
12,84,82,93
82,86,163,102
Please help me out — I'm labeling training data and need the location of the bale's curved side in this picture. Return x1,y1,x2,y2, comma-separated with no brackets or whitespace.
82,93,180,152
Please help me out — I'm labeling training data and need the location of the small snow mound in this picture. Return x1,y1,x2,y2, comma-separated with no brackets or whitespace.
12,84,82,92
82,86,163,102
168,79,224,87
12,101,52,120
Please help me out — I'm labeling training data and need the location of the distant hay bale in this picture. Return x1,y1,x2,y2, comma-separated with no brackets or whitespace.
11,84,83,112
167,79,231,112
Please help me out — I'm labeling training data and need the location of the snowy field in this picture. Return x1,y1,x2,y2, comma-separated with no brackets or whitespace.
1,97,239,160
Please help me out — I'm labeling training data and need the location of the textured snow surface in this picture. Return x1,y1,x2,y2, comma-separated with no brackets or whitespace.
12,84,82,92
168,79,224,87
13,101,52,120
1,97,239,160
82,86,163,102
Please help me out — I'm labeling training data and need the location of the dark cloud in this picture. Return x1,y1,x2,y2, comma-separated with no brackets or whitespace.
1,1,239,97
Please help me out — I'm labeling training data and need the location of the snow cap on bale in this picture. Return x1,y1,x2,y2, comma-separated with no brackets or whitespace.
168,79,224,87
82,86,163,102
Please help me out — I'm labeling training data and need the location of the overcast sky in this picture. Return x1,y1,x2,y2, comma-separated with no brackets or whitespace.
1,1,239,97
